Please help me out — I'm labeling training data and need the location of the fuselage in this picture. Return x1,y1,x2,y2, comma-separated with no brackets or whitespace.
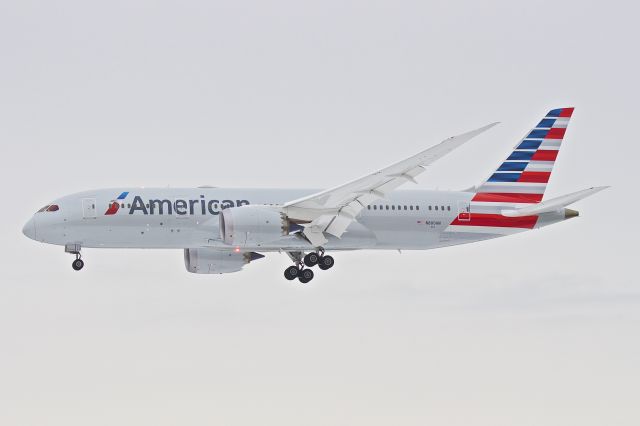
22,187,569,252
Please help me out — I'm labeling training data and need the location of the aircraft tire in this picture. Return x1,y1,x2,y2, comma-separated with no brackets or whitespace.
318,255,334,270
304,252,319,267
298,269,314,283
284,266,299,280
72,259,84,271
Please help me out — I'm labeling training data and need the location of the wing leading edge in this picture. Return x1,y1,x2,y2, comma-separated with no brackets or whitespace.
283,122,499,246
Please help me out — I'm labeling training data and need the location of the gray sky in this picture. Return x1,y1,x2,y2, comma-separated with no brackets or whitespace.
1,1,638,425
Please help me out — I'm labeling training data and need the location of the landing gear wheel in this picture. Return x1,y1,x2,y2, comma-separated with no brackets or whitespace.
304,252,319,267
298,268,314,283
318,255,334,270
72,258,84,271
284,265,299,280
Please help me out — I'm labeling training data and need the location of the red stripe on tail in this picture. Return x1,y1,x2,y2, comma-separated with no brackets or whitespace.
559,107,574,117
545,127,566,139
518,171,551,183
450,213,538,229
472,192,544,203
531,150,558,161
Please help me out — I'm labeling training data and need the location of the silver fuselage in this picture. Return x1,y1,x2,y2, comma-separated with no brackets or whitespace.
22,187,568,252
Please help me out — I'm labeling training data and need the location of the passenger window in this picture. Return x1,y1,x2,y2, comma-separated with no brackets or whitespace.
416,206,420,211
410,205,413,210
428,206,432,211
367,205,371,210
373,205,377,210
392,205,395,210
441,206,444,211
435,205,438,210
386,205,389,210
447,206,451,211
404,206,407,210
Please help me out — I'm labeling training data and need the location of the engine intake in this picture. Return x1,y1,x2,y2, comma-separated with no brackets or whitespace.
219,205,290,247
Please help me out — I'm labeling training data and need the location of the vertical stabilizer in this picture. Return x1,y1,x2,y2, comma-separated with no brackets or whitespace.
473,107,574,203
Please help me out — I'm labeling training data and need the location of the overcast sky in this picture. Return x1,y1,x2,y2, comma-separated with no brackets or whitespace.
1,1,638,425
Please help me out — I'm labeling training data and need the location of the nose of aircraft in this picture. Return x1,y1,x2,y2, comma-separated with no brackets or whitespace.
22,216,36,240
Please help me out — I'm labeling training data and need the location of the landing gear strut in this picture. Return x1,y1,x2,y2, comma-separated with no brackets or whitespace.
284,249,334,283
66,244,84,271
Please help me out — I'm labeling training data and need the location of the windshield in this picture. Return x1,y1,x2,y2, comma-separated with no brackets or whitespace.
37,204,60,213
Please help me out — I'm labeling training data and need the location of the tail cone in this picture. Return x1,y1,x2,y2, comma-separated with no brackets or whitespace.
564,208,579,219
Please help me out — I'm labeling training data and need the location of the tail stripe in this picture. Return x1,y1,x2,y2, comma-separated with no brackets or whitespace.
536,118,556,128
530,150,558,161
488,172,521,182
539,139,562,149
518,171,551,183
507,151,535,161
517,140,543,150
497,162,528,171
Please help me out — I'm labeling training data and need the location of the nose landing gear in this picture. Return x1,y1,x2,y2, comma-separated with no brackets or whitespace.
65,244,84,271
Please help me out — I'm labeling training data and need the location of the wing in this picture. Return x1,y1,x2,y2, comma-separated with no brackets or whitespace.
283,122,499,246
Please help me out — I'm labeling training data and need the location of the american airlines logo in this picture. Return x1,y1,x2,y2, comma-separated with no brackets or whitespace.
105,192,250,216
105,192,129,215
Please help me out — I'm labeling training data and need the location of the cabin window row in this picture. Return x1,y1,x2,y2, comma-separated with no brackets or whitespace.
367,205,420,211
366,204,452,212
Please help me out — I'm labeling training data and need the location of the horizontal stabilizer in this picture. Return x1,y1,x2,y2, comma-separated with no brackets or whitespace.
501,186,609,217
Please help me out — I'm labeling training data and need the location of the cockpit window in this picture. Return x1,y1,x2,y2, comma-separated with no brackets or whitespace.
37,204,59,213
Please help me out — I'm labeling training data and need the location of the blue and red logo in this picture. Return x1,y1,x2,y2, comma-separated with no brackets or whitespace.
104,192,129,215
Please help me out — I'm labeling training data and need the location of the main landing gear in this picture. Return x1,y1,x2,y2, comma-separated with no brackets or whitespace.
65,244,84,271
284,249,334,283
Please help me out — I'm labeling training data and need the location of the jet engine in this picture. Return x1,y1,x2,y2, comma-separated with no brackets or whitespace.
219,205,292,247
184,248,264,274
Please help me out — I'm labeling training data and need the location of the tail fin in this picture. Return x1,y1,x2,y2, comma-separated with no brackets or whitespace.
473,107,574,203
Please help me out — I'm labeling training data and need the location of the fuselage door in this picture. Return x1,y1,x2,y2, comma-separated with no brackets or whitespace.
82,198,97,219
457,200,471,222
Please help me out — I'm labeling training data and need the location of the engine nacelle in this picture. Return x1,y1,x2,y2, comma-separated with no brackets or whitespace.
184,248,264,274
219,205,290,247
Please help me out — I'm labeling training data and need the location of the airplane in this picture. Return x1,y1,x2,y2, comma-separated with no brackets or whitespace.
22,108,607,283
